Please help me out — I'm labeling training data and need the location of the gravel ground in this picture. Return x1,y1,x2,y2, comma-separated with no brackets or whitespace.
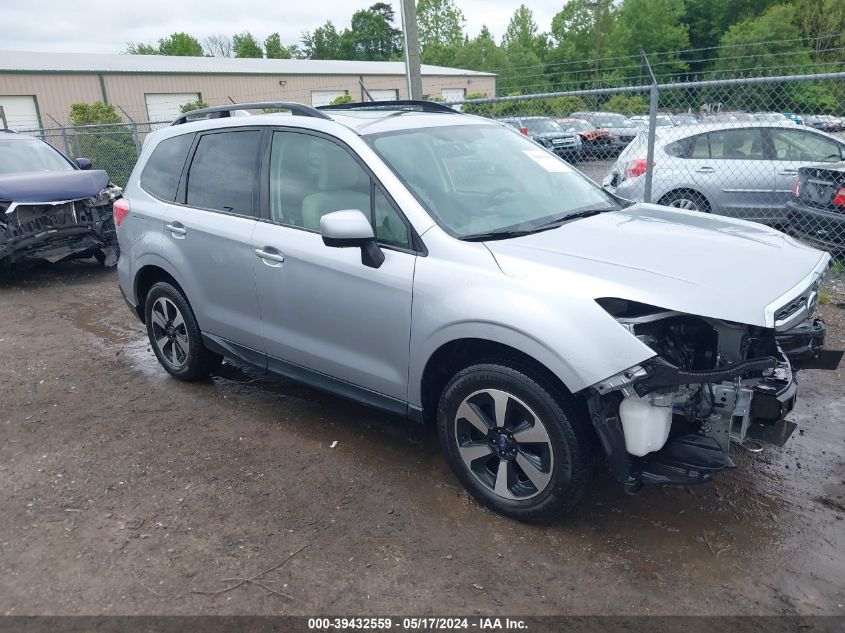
0,258,843,616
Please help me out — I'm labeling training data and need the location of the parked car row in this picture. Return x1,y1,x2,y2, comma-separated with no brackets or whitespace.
602,121,845,228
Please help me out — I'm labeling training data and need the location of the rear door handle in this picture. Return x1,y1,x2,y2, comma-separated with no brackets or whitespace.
254,248,285,265
695,166,715,174
166,223,187,238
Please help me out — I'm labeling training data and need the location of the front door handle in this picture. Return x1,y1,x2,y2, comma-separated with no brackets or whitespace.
695,166,715,174
166,223,187,238
254,248,285,265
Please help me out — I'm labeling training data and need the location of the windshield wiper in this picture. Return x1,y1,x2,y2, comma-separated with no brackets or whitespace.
530,207,616,231
461,228,536,242
460,208,617,242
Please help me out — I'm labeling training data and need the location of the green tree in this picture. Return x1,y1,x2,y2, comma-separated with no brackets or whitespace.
796,0,845,62
233,32,264,58
452,26,508,73
264,32,298,59
158,32,204,56
346,3,403,60
500,5,548,95
611,0,689,77
301,21,345,59
417,0,466,49
179,99,209,113
602,94,648,115
330,94,353,105
68,102,136,187
547,0,616,85
124,42,159,55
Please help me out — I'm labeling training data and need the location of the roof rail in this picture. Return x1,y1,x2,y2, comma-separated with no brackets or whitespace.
318,100,460,114
171,102,331,126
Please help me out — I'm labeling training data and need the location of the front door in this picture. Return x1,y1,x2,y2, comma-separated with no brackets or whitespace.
252,130,417,406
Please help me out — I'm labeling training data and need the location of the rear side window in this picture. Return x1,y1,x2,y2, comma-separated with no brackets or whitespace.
186,130,262,216
140,133,193,201
664,138,691,157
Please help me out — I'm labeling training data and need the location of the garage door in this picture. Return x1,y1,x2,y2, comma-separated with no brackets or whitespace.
369,89,398,102
0,96,39,131
145,93,201,124
311,90,348,107
441,88,466,102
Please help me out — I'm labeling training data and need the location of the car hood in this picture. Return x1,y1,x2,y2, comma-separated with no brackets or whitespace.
0,170,110,202
533,131,578,141
485,204,829,328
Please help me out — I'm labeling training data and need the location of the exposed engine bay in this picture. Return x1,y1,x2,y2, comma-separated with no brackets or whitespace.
588,296,826,492
0,182,121,268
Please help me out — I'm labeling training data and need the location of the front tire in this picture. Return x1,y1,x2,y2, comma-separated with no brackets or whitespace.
144,282,221,381
437,361,595,522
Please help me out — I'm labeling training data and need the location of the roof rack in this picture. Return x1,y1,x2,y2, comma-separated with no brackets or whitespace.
318,100,460,114
171,102,331,126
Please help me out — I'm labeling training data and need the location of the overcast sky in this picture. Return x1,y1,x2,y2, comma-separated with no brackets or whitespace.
3,1,565,55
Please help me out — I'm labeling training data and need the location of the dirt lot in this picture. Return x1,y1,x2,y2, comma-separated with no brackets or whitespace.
1,261,844,616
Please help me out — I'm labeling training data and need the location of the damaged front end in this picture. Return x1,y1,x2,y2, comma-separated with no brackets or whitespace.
588,297,824,493
0,172,122,268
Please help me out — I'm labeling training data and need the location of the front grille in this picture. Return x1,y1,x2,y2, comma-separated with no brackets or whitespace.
775,296,805,323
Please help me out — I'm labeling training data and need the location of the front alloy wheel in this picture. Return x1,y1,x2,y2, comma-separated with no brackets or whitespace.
438,361,595,522
455,389,554,500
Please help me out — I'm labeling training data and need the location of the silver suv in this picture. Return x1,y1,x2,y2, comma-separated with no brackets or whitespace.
116,101,830,522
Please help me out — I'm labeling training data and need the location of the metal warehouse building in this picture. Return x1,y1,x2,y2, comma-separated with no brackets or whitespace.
0,51,496,129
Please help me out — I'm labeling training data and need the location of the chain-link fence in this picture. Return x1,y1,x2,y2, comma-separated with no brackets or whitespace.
13,69,845,255
451,70,845,256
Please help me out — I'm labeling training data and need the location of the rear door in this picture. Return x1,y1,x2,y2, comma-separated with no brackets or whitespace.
163,128,265,354
704,127,772,220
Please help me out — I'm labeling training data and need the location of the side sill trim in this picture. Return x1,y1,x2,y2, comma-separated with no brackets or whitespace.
201,333,409,419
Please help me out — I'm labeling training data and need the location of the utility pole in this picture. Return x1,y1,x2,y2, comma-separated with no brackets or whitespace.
588,0,603,80
399,0,423,100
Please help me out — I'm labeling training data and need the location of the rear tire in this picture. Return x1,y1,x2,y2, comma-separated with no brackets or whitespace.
437,360,595,522
144,282,222,381
659,189,710,212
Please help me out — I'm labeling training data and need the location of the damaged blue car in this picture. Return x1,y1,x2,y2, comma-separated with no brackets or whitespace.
0,129,122,268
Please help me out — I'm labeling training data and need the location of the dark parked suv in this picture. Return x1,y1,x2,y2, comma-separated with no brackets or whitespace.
496,116,582,161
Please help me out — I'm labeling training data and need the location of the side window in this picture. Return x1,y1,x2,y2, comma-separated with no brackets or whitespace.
185,130,261,216
690,134,710,159
270,132,369,231
140,133,193,201
664,138,691,158
374,188,410,249
269,131,412,250
770,129,841,163
708,128,764,160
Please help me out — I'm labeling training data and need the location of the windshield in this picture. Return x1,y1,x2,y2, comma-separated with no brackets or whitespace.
0,139,74,175
593,114,632,128
368,124,620,239
524,118,563,134
559,120,592,132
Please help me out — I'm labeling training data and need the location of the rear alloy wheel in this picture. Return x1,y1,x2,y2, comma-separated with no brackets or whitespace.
659,190,710,212
144,282,221,381
438,362,595,522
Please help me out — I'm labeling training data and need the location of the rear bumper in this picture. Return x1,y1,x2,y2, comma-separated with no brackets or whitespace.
787,200,845,250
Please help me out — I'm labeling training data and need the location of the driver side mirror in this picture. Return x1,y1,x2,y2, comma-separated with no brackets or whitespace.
76,157,92,170
320,209,384,269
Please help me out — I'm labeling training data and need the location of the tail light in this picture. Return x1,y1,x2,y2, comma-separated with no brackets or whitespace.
113,198,130,227
834,187,845,207
791,177,800,198
625,158,653,178
519,127,529,136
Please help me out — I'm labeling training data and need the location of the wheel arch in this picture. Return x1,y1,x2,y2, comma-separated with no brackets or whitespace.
134,263,187,324
657,187,712,211
418,337,586,426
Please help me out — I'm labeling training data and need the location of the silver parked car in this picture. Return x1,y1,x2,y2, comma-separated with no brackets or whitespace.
604,122,845,223
116,101,829,522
